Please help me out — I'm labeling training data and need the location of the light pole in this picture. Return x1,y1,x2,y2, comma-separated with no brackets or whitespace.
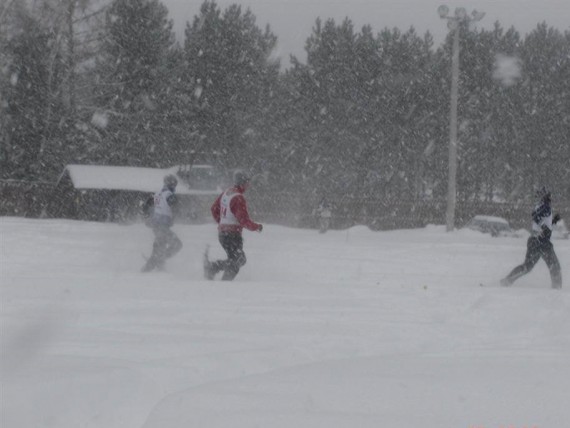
438,5,485,232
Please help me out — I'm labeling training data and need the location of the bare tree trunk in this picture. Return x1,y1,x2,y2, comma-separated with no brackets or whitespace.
38,27,62,160
67,0,76,114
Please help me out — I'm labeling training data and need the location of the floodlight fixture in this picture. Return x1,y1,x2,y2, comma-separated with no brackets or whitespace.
455,7,467,20
438,5,449,19
447,20,459,31
471,10,486,21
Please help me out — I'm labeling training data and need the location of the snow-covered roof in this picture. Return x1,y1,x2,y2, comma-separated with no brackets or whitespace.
62,164,220,195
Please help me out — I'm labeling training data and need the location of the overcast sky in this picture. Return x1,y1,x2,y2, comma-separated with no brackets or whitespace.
161,0,570,65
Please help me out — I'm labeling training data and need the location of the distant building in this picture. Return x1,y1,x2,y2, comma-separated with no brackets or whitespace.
50,164,222,223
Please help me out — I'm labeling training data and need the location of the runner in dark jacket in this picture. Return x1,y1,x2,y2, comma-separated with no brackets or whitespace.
501,187,562,288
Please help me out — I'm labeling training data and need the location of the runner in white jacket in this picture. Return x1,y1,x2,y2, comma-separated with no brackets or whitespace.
142,175,183,272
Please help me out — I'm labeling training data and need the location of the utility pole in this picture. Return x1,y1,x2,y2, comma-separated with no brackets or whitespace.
438,5,485,231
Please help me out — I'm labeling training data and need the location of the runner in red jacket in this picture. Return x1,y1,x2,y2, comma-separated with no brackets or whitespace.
204,172,262,280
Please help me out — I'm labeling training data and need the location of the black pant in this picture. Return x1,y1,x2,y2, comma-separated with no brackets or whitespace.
211,232,247,280
505,236,561,288
146,225,182,270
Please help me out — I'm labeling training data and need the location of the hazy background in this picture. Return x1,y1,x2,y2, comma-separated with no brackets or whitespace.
2,0,569,225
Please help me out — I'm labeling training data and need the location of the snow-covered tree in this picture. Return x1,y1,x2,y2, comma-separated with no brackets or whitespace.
281,19,437,206
93,0,176,166
182,0,280,169
1,2,67,179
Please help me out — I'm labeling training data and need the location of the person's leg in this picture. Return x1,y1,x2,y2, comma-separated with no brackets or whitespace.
502,237,541,285
221,234,246,281
206,233,232,278
142,226,167,272
203,249,216,280
541,241,562,288
206,233,247,280
151,226,170,270
164,229,182,259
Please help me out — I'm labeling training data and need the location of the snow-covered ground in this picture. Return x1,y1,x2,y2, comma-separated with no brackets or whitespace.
1,217,569,428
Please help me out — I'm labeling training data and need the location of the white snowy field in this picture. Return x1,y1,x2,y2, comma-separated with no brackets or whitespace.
1,217,569,428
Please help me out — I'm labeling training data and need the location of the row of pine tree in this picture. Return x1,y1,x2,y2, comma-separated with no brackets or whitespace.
1,0,569,205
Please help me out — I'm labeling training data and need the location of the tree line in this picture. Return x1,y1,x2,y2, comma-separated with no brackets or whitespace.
1,0,569,210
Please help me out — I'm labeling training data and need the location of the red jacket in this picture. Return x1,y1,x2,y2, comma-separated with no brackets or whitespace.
211,186,262,233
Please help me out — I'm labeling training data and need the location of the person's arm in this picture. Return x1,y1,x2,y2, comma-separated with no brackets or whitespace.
142,194,153,218
211,194,222,224
231,195,262,231
166,193,180,218
166,193,177,207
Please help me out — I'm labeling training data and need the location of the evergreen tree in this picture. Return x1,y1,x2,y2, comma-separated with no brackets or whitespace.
182,0,280,169
455,22,523,202
94,0,176,166
1,3,66,180
485,25,524,202
36,0,109,174
284,19,437,206
518,24,570,201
